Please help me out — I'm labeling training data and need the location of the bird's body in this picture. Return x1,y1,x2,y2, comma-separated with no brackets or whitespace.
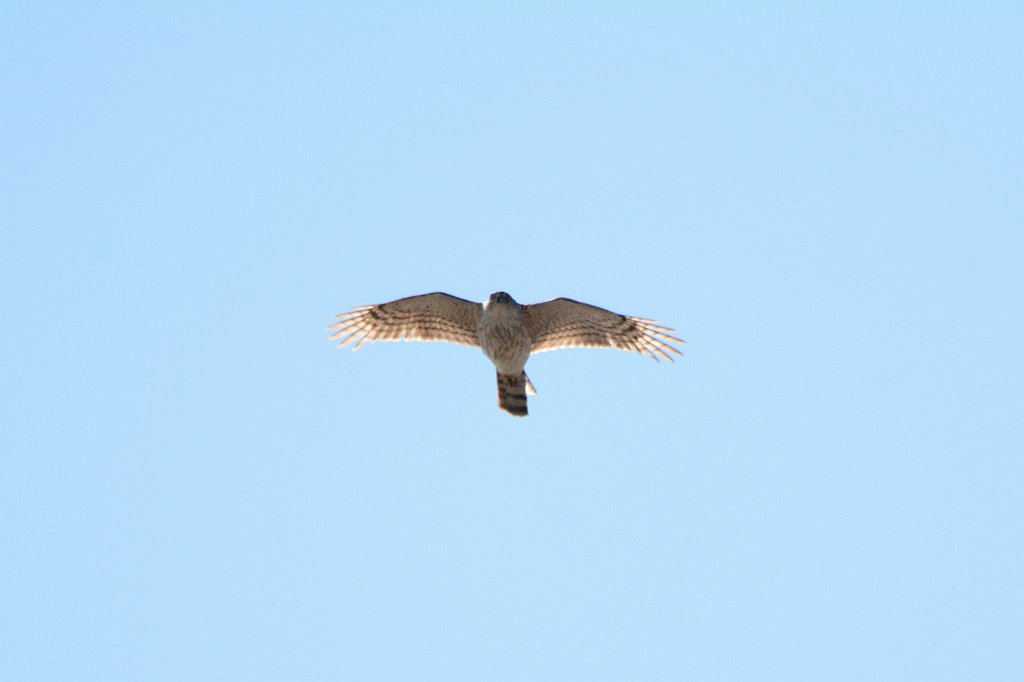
329,291,683,417
478,293,534,415
479,292,532,375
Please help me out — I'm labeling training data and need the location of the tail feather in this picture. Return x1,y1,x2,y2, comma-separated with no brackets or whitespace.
496,372,529,417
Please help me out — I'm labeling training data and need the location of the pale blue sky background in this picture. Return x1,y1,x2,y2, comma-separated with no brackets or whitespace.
2,4,1021,681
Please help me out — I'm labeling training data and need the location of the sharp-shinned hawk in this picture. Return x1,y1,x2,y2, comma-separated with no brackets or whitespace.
329,291,684,417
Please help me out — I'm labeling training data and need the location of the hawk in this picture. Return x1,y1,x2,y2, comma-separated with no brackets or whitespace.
328,292,684,417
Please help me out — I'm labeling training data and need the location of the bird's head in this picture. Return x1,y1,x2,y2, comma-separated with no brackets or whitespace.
484,291,516,310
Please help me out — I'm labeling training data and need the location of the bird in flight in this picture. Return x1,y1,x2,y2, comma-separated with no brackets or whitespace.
328,291,683,417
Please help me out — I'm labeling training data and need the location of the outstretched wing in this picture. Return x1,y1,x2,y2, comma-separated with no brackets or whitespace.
329,292,483,349
523,297,684,362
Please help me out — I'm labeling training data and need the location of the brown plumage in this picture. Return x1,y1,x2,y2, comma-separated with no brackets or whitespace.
328,292,482,349
329,291,684,416
496,373,529,417
523,297,682,362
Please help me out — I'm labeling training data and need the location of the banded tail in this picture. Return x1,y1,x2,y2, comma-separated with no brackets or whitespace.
496,372,536,417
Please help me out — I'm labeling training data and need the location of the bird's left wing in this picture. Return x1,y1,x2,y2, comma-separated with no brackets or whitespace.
329,292,483,349
523,297,684,362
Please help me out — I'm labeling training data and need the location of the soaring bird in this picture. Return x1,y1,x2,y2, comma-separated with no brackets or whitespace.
329,291,683,417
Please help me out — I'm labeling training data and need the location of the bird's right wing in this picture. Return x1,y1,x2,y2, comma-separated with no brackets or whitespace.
329,292,483,349
523,297,683,362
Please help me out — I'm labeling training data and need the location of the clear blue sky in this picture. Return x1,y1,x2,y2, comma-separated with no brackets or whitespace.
2,5,1021,681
